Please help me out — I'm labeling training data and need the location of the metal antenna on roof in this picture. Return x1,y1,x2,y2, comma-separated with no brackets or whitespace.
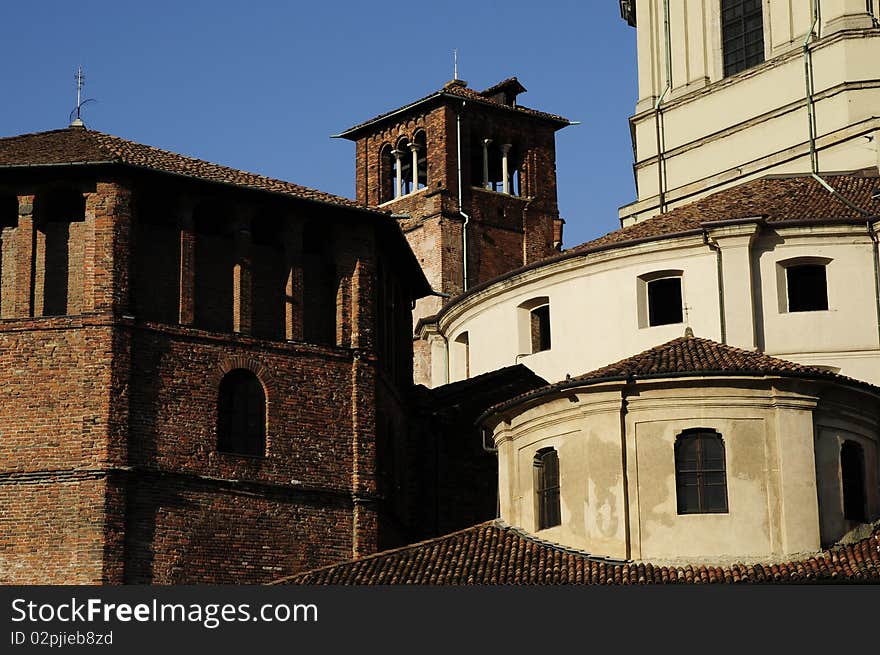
68,65,96,128
454,49,459,80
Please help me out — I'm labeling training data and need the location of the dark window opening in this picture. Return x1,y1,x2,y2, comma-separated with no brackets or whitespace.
413,131,428,191
454,331,470,379
534,448,561,530
0,195,18,318
193,203,235,333
530,304,551,353
250,218,286,341
786,264,828,312
648,277,683,326
34,190,85,317
675,430,729,514
393,138,412,198
379,144,395,203
217,369,266,457
722,0,765,76
841,441,867,522
0,195,17,229
302,221,337,346
470,138,520,195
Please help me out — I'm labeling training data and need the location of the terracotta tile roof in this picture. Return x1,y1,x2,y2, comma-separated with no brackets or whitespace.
569,170,880,254
336,78,570,139
570,334,862,384
0,127,367,209
275,519,880,584
481,335,880,422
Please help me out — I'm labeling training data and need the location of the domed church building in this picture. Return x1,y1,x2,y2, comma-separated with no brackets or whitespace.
286,0,880,582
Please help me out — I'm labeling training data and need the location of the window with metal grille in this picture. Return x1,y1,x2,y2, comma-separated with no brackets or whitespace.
786,264,828,312
534,448,561,530
217,369,266,457
841,441,867,522
722,0,765,76
675,430,728,514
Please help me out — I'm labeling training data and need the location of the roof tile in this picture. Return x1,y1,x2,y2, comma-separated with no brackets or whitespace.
570,171,880,254
0,127,367,210
483,334,880,420
276,519,880,585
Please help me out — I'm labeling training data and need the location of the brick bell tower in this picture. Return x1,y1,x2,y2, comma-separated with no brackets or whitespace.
337,77,570,385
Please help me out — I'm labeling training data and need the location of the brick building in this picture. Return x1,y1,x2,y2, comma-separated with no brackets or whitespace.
336,77,570,385
0,76,576,584
0,126,430,584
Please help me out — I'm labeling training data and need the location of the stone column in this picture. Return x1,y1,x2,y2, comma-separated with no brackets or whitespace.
13,195,34,318
500,143,512,194
232,212,253,335
392,149,404,198
482,139,492,189
177,201,196,326
705,221,761,349
282,222,304,341
408,142,421,191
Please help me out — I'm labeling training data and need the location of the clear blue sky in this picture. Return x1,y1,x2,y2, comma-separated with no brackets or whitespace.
0,1,637,247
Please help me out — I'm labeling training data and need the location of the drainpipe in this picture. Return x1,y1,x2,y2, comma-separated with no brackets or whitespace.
804,0,822,179
869,221,880,348
456,102,471,291
803,0,880,344
654,0,672,214
703,230,727,344
804,7,878,211
619,382,632,561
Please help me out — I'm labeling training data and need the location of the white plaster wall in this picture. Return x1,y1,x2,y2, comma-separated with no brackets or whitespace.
625,0,880,223
435,226,880,389
443,238,721,384
489,377,879,562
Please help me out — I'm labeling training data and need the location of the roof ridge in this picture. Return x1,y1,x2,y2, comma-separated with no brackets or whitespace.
0,126,83,142
479,334,880,424
87,129,362,205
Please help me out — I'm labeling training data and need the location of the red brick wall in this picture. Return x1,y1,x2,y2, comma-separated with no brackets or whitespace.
124,474,356,584
352,95,561,299
0,168,418,584
0,476,112,584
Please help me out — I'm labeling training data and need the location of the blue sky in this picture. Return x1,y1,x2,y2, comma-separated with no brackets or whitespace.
0,1,637,246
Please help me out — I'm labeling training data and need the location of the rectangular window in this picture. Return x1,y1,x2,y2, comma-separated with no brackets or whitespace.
675,430,729,514
531,304,551,353
535,449,561,530
647,277,683,326
722,0,765,76
787,264,828,312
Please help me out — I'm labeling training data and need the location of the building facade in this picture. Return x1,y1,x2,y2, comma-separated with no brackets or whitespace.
337,78,569,385
0,127,429,584
620,0,880,224
408,1,880,565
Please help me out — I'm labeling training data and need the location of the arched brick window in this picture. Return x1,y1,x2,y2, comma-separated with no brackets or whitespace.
217,369,266,457
379,144,395,203
675,429,728,514
841,441,867,522
534,447,561,530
